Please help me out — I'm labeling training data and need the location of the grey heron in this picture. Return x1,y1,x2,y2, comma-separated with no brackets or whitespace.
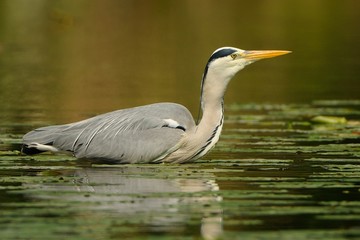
22,47,290,163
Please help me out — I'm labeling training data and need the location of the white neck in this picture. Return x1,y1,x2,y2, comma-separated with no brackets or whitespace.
199,65,233,125
191,68,232,159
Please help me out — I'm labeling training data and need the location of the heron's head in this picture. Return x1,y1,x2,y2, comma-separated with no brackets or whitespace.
203,47,291,82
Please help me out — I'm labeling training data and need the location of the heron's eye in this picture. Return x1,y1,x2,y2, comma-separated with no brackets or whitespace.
230,53,238,60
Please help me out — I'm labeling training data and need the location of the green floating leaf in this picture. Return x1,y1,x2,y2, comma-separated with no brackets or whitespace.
311,115,347,124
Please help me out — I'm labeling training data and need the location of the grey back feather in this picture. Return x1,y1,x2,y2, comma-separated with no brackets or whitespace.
23,103,195,163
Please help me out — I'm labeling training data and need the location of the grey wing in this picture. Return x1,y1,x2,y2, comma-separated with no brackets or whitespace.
22,103,195,163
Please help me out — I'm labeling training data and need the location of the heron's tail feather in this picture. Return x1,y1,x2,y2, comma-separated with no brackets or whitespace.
22,125,65,155
21,142,60,155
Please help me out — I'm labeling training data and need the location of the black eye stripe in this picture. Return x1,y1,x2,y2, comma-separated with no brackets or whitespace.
207,48,237,64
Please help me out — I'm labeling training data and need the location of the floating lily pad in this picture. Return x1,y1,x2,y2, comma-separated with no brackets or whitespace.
311,115,347,124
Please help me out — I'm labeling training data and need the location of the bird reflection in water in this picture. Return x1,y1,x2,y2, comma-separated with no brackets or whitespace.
29,166,223,240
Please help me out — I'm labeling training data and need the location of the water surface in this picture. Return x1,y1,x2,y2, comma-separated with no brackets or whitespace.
1,101,360,239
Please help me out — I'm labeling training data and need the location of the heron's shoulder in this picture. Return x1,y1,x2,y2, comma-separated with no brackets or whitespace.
143,103,193,119
113,102,188,116
143,102,191,113
131,102,194,128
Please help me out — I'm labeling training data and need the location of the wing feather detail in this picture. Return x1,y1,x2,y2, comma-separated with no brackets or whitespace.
23,103,195,163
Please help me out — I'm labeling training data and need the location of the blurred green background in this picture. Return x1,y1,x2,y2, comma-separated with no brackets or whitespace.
0,0,359,123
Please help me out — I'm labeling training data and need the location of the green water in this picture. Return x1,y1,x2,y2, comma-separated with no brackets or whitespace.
1,0,360,239
1,101,360,240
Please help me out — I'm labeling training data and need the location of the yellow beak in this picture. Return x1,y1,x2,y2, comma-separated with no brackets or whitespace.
242,50,291,60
